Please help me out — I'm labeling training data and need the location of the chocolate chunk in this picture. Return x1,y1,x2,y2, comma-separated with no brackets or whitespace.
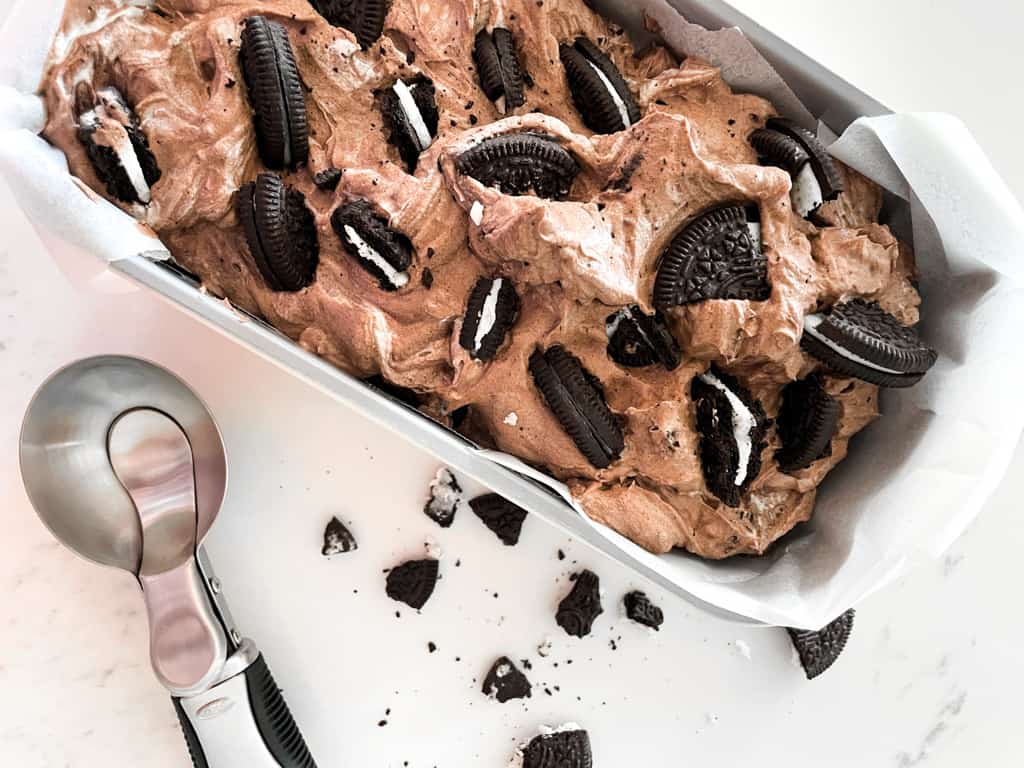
522,729,593,768
379,76,438,171
529,346,623,469
331,199,413,290
308,0,387,49
240,16,309,170
560,36,640,134
653,205,770,309
556,569,603,638
313,167,342,190
423,467,462,528
473,28,526,111
455,132,579,200
458,277,520,361
76,86,161,205
623,590,663,630
482,656,532,702
787,608,855,680
321,516,358,555
775,374,840,473
469,493,528,545
385,558,439,609
605,305,681,370
766,117,843,203
420,267,433,288
691,368,769,507
236,173,319,291
801,299,937,388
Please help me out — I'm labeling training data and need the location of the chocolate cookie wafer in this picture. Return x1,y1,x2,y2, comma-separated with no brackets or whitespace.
560,36,640,134
456,132,579,200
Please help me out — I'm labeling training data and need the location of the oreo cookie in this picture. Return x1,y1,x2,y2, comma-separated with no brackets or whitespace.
560,36,640,134
385,558,439,609
76,86,161,205
623,590,663,631
321,516,358,556
331,199,413,290
482,656,532,702
240,16,309,170
691,368,769,507
308,0,387,49
455,132,579,200
236,173,319,291
775,374,840,473
473,28,526,112
521,728,593,768
757,118,844,217
529,346,624,469
653,205,770,309
801,299,937,388
605,305,681,370
424,467,462,528
787,608,855,680
458,277,520,360
469,493,528,546
379,76,438,171
556,569,603,638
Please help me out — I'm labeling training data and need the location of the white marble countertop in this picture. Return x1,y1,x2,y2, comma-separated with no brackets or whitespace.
2,1,1023,766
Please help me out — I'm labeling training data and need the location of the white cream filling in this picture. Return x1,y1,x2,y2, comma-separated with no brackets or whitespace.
791,163,824,217
79,108,151,204
747,221,762,253
503,412,519,426
803,314,904,374
391,80,433,152
699,372,756,487
469,200,485,225
586,59,631,129
343,224,409,288
473,278,503,352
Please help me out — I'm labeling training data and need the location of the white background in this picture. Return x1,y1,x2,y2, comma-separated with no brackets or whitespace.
2,1,1023,766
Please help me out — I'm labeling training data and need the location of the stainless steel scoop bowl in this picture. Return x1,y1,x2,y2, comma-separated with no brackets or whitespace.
20,355,316,768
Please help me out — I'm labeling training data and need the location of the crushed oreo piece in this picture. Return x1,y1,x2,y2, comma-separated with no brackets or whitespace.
321,516,358,556
455,132,579,200
308,0,387,49
787,608,855,680
469,493,528,545
379,76,438,171
605,305,681,370
313,167,342,190
331,199,413,290
458,277,520,361
560,36,640,134
482,656,532,702
775,374,841,473
473,27,526,112
423,467,462,528
623,590,663,630
521,727,593,768
385,558,439,609
556,569,603,638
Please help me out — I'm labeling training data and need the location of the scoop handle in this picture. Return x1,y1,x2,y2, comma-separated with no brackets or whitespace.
173,653,316,767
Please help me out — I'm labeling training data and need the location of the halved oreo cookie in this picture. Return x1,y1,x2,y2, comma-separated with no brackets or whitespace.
623,590,663,631
787,608,855,680
801,299,937,388
522,728,593,768
529,346,624,469
560,36,640,134
473,28,525,112
236,173,320,291
691,368,769,507
458,277,520,361
321,516,358,556
240,16,309,170
76,86,161,205
653,205,770,310
331,199,413,291
605,305,681,370
385,558,439,609
556,569,603,638
775,374,841,473
308,0,387,49
455,132,579,200
758,118,843,217
469,493,528,546
482,656,532,702
379,76,438,171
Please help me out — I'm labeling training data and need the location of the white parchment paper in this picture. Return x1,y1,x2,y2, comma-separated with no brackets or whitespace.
2,0,1022,628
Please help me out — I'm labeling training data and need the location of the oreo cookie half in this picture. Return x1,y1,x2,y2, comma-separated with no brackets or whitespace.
801,299,937,388
331,199,413,290
560,36,640,134
469,493,528,546
691,368,769,507
787,608,855,680
473,28,526,113
653,205,770,310
236,173,320,292
775,374,841,473
308,0,387,49
385,558,439,609
520,728,593,768
556,569,603,638
605,305,681,370
482,656,532,702
455,132,579,200
321,516,358,556
240,16,309,170
529,346,624,469
458,277,520,361
758,118,844,217
623,590,663,631
76,86,161,205
380,76,438,171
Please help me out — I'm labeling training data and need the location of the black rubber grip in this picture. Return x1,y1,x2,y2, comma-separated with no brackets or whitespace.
246,653,317,768
172,696,210,768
